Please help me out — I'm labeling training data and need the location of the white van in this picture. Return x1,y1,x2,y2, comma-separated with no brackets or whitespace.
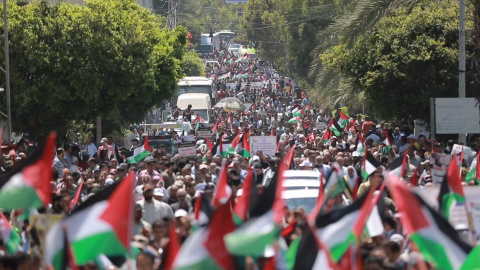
176,93,211,123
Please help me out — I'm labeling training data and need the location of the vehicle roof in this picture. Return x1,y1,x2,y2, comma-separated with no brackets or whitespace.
283,170,320,178
177,93,211,110
181,76,210,81
178,80,213,86
283,179,320,188
282,189,319,199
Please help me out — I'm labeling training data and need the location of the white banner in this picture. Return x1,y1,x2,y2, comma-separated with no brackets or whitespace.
178,142,196,157
250,136,277,157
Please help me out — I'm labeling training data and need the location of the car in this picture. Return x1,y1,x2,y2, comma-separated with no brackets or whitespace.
282,170,321,213
159,121,192,136
228,44,242,54
282,188,319,214
204,60,219,68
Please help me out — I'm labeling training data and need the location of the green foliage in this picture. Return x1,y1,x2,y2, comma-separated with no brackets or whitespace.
65,120,94,145
181,50,205,76
178,0,244,44
0,0,186,140
322,2,477,123
242,0,336,83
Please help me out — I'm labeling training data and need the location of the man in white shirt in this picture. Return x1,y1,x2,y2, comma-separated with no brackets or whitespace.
137,184,174,225
86,137,97,158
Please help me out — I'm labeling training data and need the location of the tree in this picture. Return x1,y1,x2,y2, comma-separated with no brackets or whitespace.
0,0,187,140
321,2,478,123
181,50,206,76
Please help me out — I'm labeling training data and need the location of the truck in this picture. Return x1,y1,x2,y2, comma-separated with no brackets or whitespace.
176,93,212,123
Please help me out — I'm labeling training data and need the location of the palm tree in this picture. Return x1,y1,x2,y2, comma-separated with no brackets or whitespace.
310,0,480,107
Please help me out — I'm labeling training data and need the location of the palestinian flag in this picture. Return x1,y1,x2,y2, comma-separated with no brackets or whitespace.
0,212,21,254
335,110,349,129
205,138,214,153
235,133,251,158
323,163,346,200
382,131,393,153
310,188,373,263
209,74,218,81
193,115,205,132
385,153,406,177
356,132,365,154
193,192,213,227
292,107,304,117
227,132,241,155
225,146,295,257
212,119,219,134
439,154,465,219
213,136,232,158
365,185,387,238
219,72,231,80
328,119,342,137
172,197,236,270
321,129,331,144
211,163,232,207
128,137,152,164
288,117,302,124
361,153,381,181
293,227,337,270
0,132,56,211
465,154,480,184
233,168,254,224
45,173,135,268
161,222,180,270
389,174,480,270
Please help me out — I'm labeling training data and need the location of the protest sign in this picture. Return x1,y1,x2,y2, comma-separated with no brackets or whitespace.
30,214,64,257
452,144,473,167
430,153,451,185
178,142,196,157
250,136,277,157
196,123,212,138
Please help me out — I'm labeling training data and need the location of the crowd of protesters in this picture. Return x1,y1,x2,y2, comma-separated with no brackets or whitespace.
0,41,478,270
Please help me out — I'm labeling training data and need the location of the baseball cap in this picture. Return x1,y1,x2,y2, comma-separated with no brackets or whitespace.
199,164,209,170
175,209,188,218
352,151,360,157
100,137,108,143
407,134,416,139
153,188,164,196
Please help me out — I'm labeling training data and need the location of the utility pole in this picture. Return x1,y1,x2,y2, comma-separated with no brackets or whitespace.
3,0,11,144
166,0,177,29
459,0,466,144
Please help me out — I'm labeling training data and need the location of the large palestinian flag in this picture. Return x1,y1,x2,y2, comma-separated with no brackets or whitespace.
0,132,56,210
389,174,480,270
438,154,465,219
128,137,152,164
172,197,236,270
310,188,373,263
225,146,295,257
45,173,135,269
